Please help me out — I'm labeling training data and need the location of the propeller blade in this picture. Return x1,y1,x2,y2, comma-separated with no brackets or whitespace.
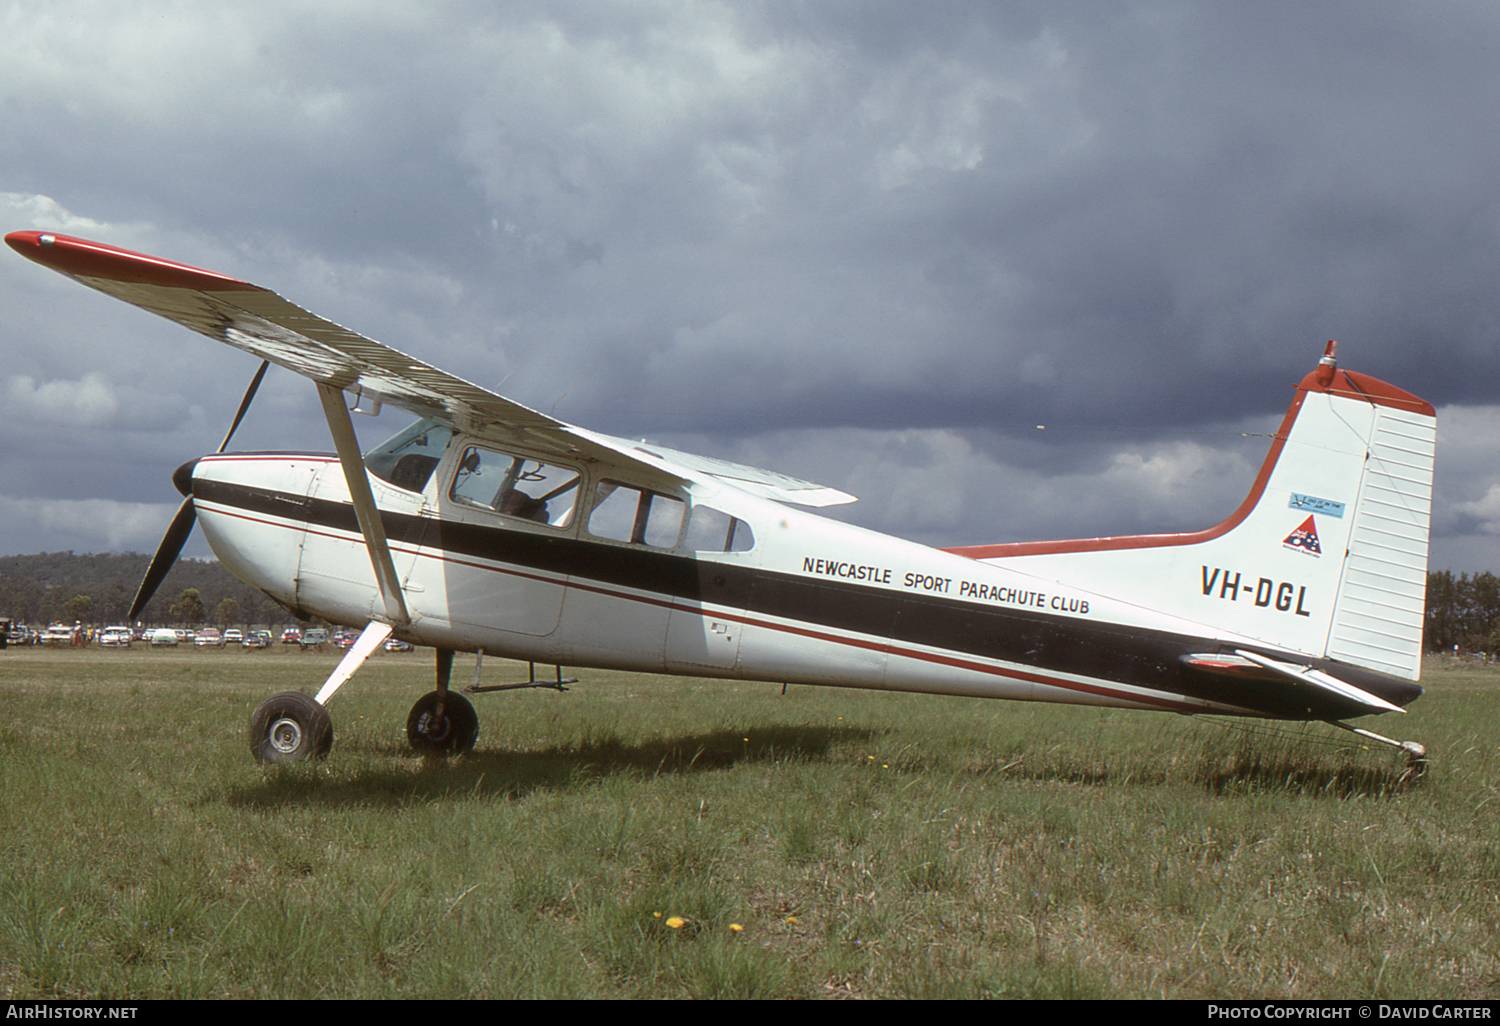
217,360,269,453
131,360,269,622
129,496,198,621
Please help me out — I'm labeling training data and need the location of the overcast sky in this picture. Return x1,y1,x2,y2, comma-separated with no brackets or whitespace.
4,1,1500,574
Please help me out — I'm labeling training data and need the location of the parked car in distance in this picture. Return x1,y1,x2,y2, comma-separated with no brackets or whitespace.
223,629,244,645
300,628,330,648
384,637,414,652
242,630,273,649
148,627,179,646
281,627,301,645
41,624,76,646
99,626,133,647
194,628,223,648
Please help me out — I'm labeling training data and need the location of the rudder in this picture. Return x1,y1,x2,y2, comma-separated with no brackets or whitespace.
1322,395,1435,677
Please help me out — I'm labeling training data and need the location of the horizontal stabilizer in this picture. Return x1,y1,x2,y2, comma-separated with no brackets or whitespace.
1206,650,1407,714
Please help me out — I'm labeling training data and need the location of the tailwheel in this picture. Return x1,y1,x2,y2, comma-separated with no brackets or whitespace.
406,690,479,756
249,691,333,763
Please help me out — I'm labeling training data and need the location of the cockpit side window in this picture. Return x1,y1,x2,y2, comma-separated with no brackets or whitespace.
587,481,685,547
449,445,580,527
364,419,454,493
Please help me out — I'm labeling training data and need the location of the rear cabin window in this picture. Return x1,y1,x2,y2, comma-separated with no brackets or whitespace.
683,505,755,552
587,482,685,548
450,446,580,527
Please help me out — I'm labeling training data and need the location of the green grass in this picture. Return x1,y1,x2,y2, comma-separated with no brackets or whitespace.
1,646,1497,998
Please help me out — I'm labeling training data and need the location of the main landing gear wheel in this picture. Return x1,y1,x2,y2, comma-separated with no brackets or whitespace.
406,690,479,756
249,691,333,763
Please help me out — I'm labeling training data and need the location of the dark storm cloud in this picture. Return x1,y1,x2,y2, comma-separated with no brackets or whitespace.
2,2,1499,569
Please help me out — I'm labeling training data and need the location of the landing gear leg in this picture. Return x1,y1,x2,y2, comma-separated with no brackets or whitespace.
246,621,393,764
406,647,479,755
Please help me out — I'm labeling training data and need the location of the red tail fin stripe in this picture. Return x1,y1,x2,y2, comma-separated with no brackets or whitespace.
945,365,1431,561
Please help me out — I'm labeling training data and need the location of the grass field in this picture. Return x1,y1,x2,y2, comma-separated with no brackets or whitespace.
0,645,1496,999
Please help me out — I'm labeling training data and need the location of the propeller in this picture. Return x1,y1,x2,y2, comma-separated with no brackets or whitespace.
128,361,270,621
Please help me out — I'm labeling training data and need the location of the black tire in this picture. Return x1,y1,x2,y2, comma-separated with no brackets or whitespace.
249,691,333,763
406,690,479,755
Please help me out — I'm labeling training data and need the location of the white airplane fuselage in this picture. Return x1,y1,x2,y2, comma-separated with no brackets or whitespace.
187,439,1420,722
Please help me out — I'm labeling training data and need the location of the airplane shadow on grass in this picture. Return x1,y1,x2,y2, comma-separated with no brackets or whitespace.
981,734,1421,797
223,720,1416,811
225,722,884,810
1188,751,1421,797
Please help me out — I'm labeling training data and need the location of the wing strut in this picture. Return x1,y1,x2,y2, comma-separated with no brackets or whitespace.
316,382,410,627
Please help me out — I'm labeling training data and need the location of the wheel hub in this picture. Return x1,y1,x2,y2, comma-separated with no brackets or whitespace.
417,712,451,742
269,716,304,754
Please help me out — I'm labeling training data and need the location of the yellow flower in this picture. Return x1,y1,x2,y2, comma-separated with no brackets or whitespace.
730,923,744,933
666,916,686,929
785,915,799,925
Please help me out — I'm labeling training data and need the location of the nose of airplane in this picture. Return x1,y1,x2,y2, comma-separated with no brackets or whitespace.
173,458,199,497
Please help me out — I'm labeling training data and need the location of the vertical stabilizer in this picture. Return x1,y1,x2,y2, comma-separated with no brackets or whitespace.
946,344,1435,680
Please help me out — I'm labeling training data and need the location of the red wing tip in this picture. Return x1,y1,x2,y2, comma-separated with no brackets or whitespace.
6,229,257,292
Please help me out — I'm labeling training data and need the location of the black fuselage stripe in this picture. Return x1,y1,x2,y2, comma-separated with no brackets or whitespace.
202,497,1207,714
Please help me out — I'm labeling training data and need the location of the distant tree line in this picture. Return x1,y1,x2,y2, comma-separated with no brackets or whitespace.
0,551,295,627
1425,570,1500,654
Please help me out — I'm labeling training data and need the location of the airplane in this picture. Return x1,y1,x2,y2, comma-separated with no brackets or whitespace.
6,229,1434,768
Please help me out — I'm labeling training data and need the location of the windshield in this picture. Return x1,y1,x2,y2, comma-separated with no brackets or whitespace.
363,418,454,493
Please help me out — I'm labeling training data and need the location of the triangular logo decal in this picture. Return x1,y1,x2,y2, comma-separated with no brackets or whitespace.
1283,515,1322,556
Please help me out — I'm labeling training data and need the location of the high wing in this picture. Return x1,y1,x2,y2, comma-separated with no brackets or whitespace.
5,230,855,508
